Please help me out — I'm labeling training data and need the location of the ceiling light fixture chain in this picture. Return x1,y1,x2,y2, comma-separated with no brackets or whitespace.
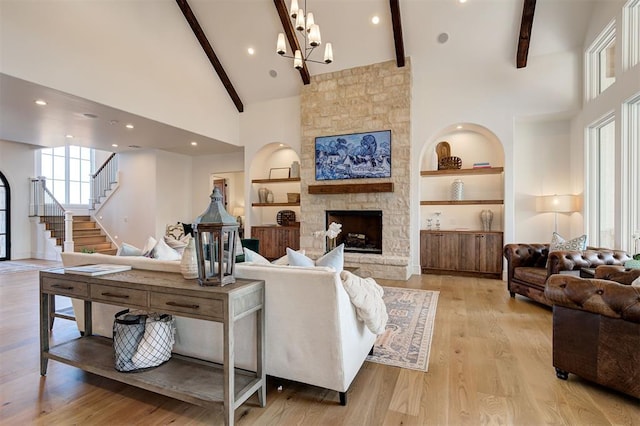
276,0,333,69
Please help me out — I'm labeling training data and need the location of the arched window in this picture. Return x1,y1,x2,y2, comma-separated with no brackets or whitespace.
0,171,10,261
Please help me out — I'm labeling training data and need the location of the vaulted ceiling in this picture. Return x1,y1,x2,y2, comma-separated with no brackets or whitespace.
0,0,597,155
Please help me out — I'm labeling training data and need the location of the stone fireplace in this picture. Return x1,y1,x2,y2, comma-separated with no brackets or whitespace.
326,210,382,254
299,60,412,280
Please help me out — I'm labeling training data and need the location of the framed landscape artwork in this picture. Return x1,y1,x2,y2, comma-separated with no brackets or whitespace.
315,130,391,181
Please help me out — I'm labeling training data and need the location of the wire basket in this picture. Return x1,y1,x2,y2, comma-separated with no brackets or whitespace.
438,156,462,170
277,210,296,226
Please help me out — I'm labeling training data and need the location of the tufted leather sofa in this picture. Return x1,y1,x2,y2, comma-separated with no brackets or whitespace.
545,267,640,398
503,244,631,306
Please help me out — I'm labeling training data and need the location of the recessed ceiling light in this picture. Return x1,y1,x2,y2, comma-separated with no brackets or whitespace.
112,144,118,147
35,99,47,106
269,69,278,78
247,47,255,55
191,141,198,146
65,134,74,139
83,113,98,119
459,0,468,3
125,124,134,129
371,16,380,25
110,120,119,125
128,145,141,149
456,125,463,129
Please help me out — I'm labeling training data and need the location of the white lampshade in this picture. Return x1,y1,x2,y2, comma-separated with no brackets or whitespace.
295,9,305,31
324,43,333,63
289,0,299,18
536,194,578,213
294,50,303,69
276,33,286,55
306,13,315,31
309,24,321,47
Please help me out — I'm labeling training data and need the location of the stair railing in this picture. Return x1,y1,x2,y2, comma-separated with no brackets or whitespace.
29,177,74,252
90,153,118,210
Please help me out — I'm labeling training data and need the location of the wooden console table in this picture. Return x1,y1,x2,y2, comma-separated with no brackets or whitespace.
39,268,265,426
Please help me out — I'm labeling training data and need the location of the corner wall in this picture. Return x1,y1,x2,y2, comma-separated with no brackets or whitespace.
299,60,412,279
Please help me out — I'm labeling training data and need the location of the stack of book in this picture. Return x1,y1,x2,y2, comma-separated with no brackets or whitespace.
473,162,491,168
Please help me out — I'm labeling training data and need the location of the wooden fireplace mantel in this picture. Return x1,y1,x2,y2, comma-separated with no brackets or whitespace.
308,182,394,194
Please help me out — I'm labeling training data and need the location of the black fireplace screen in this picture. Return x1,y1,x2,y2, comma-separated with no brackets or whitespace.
326,210,382,254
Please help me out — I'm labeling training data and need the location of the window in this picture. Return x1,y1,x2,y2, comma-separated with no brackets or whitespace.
622,93,640,253
623,0,640,69
586,21,616,100
40,145,93,206
0,171,9,260
587,116,616,249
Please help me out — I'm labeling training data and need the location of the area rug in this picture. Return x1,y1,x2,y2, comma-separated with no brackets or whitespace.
0,260,61,274
366,286,439,372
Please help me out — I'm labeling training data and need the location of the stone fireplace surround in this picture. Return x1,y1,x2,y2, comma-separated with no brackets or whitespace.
298,60,412,280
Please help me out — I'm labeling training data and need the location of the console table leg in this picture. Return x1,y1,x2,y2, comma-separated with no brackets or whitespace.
39,292,49,375
257,304,266,407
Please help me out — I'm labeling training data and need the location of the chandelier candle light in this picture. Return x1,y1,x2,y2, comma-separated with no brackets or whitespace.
276,0,333,69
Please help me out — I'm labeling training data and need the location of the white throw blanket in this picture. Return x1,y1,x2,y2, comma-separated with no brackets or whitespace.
340,270,388,334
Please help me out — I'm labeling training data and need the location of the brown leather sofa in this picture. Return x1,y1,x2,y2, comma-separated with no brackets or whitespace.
503,244,631,306
545,266,640,399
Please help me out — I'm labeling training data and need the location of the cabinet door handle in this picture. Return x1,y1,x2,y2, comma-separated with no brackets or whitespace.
51,284,74,290
166,301,200,310
101,292,130,299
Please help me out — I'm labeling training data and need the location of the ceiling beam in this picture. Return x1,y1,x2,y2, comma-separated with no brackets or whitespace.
273,0,311,85
175,0,244,112
516,0,536,68
390,0,405,68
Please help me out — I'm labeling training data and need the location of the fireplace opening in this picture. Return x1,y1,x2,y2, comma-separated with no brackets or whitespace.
326,210,382,254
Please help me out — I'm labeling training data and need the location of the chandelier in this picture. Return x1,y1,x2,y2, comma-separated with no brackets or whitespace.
276,0,333,69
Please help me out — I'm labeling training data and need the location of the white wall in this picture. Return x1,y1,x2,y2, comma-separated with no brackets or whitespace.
154,150,192,238
514,118,575,243
0,140,38,259
0,1,240,145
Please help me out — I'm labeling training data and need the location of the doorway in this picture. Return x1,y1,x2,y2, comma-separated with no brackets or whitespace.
0,171,10,260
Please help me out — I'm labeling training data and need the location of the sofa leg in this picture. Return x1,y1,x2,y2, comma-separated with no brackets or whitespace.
555,368,569,380
509,291,515,298
339,391,347,406
369,345,374,356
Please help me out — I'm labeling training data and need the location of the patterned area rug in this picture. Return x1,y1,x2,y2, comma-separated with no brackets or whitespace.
367,286,439,372
0,260,61,274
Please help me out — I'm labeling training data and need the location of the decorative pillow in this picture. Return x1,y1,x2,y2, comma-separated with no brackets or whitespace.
165,223,185,240
164,235,190,255
316,244,344,272
632,277,640,287
287,247,315,267
117,242,143,257
549,232,587,252
141,236,157,257
272,249,305,265
181,222,194,237
243,248,270,264
151,238,182,261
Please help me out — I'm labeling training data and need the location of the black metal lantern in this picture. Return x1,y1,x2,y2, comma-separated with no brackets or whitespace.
193,187,239,286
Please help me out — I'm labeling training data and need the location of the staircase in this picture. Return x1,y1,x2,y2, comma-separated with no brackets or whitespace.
43,215,117,255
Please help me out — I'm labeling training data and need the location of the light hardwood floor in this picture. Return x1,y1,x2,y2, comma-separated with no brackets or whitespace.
1,261,638,425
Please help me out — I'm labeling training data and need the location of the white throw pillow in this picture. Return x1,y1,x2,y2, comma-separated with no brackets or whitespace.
272,249,305,265
117,242,143,257
316,244,344,272
151,238,182,261
287,247,315,267
632,277,640,287
141,236,157,257
549,232,587,252
243,248,270,264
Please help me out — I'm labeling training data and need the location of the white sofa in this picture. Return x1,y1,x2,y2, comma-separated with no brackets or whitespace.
62,252,376,404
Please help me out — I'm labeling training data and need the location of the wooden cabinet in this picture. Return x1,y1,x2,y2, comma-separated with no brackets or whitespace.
251,225,300,260
421,230,503,278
